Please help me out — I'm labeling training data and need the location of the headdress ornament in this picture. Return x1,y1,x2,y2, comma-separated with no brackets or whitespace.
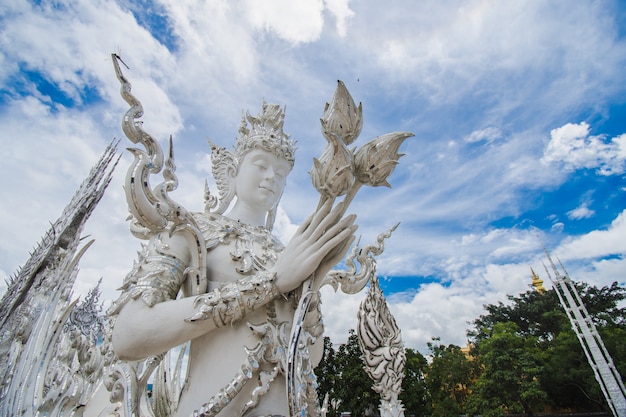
234,101,296,165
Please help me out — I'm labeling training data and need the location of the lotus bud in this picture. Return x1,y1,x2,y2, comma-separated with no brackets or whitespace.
354,132,414,187
310,134,355,199
320,80,363,145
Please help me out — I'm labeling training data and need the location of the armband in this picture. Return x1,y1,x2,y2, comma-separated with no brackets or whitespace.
108,253,186,315
133,255,187,306
185,271,280,327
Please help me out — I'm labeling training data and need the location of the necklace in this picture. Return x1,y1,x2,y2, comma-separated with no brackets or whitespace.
193,212,285,275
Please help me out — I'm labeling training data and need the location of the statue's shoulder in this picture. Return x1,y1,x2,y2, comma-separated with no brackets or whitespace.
190,212,230,250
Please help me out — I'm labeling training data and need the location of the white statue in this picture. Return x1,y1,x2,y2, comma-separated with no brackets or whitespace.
103,54,412,417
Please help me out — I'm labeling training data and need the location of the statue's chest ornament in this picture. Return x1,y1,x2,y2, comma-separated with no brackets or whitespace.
195,213,284,275
228,225,279,275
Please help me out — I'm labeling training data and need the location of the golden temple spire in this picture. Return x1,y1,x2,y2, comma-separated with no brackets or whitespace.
531,267,547,294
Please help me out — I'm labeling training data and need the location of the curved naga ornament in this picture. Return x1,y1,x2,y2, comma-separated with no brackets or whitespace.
112,54,207,296
323,223,399,294
110,54,208,416
288,80,413,416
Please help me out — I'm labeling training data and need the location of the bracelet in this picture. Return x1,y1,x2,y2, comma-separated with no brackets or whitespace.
185,271,279,326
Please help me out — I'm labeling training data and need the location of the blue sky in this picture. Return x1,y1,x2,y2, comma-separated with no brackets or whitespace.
0,0,625,352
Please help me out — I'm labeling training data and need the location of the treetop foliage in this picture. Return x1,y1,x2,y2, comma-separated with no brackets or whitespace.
316,281,625,417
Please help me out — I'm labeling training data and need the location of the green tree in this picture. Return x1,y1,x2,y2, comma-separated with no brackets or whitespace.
316,331,430,416
400,347,430,417
315,336,339,415
333,330,378,416
425,338,474,417
468,282,626,414
466,322,547,417
540,329,606,411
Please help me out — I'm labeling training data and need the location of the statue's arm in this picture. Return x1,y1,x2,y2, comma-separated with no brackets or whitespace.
111,232,281,361
111,231,200,360
112,269,280,361
112,291,214,360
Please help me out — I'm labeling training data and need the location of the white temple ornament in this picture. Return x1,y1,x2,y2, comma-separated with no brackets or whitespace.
357,274,406,417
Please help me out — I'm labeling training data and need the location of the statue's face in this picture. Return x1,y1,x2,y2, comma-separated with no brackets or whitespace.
234,148,292,212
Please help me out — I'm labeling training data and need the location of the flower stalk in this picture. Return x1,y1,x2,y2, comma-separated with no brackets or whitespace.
289,80,413,416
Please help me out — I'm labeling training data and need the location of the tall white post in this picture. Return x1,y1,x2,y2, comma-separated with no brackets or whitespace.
543,251,626,417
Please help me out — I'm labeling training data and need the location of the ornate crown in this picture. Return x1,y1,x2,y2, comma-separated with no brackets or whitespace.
234,101,296,165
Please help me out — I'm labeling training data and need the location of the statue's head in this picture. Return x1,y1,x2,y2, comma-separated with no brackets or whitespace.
209,101,297,230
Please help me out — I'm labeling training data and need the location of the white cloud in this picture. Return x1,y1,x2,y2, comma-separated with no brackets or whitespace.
465,127,501,143
551,222,565,233
584,257,626,288
324,258,538,352
567,204,595,220
244,0,325,44
542,122,626,175
555,209,626,260
392,282,485,349
320,287,365,343
316,226,547,350
349,1,626,112
0,0,183,139
273,206,299,243
239,0,355,43
158,1,257,83
324,0,355,37
0,97,115,280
